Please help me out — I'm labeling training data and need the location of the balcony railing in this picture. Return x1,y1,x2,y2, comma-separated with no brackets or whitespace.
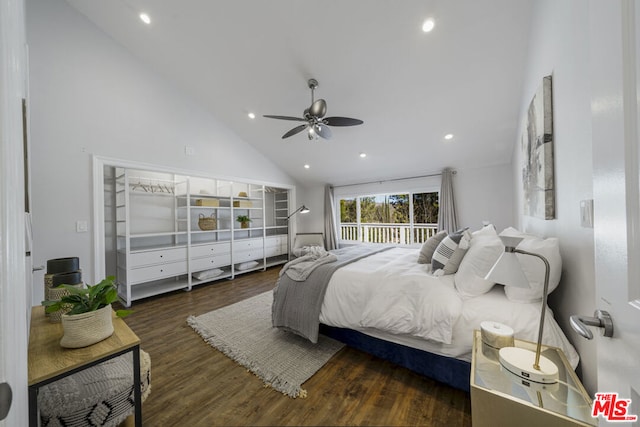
340,223,439,245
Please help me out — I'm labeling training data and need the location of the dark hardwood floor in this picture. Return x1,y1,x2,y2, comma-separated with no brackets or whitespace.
119,267,472,426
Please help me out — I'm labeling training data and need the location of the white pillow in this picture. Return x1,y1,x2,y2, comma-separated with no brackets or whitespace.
235,260,259,271
192,268,224,280
454,226,503,298
498,227,562,303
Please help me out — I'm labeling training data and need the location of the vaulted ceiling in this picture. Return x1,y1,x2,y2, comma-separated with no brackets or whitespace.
64,0,533,186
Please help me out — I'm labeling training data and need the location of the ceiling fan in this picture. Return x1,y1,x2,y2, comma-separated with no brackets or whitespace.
264,79,363,140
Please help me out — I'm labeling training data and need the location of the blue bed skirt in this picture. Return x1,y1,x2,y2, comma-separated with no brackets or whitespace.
319,324,471,393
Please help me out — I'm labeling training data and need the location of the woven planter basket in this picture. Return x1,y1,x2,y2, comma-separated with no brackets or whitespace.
60,304,114,348
198,213,217,231
47,283,84,323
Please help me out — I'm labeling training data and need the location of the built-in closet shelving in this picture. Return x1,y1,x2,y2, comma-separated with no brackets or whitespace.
114,168,289,307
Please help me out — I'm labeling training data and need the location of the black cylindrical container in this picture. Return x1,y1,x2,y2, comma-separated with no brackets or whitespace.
51,271,83,286
47,257,80,274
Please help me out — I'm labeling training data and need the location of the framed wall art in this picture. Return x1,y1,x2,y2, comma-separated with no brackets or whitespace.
522,75,555,220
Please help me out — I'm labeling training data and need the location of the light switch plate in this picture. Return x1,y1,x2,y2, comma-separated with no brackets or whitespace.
580,199,594,228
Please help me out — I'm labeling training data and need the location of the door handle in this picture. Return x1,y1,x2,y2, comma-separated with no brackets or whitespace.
570,309,614,339
32,265,44,272
0,382,12,420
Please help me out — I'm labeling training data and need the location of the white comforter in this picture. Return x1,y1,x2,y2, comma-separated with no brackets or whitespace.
319,247,580,368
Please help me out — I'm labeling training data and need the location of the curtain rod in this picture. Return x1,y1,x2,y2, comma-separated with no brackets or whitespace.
332,170,456,189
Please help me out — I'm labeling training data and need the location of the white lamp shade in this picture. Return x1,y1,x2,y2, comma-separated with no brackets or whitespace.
484,236,530,288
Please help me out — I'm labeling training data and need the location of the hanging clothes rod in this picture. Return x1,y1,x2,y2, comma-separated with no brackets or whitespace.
332,170,456,189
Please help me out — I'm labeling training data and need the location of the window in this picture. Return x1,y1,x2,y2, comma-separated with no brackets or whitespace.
339,191,439,244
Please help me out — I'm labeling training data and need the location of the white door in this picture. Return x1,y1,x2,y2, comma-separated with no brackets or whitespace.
0,0,30,424
591,0,640,424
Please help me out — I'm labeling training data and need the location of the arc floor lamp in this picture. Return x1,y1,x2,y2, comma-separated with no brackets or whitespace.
286,205,310,259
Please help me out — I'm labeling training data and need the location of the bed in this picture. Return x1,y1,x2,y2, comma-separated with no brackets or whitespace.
272,226,579,392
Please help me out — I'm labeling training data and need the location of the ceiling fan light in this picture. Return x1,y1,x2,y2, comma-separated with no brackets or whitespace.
307,128,315,140
422,18,435,32
139,13,151,24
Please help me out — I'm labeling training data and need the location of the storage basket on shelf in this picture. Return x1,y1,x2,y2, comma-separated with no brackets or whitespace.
195,198,219,207
198,213,217,231
233,200,253,208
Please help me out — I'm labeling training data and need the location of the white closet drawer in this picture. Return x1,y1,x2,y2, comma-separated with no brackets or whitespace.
233,249,264,263
233,238,263,252
265,245,286,257
191,254,232,271
190,242,230,258
129,260,187,283
265,236,286,248
129,247,187,267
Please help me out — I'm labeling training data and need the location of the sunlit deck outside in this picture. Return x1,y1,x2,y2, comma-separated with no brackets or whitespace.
340,223,438,245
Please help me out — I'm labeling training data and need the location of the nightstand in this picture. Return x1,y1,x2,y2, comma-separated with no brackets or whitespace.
470,330,595,427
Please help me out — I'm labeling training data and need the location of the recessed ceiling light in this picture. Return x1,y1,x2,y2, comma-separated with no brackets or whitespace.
444,133,454,140
359,153,367,158
139,13,151,24
304,164,310,169
422,18,435,33
247,112,256,119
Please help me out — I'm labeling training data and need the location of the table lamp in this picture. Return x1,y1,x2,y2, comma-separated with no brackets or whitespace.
485,236,559,384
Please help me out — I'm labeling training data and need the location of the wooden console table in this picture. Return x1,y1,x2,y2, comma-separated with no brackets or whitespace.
28,307,142,427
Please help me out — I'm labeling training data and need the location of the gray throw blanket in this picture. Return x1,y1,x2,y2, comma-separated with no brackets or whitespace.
272,244,393,343
280,250,337,281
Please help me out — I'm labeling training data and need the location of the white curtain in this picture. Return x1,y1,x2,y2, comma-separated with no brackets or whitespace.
324,184,339,250
437,168,458,232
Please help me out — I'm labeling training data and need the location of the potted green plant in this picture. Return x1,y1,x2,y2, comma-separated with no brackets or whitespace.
236,214,252,229
42,276,132,348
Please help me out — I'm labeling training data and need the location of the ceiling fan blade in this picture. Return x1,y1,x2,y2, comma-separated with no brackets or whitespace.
309,99,327,119
324,116,364,126
314,123,332,140
282,124,308,139
264,115,306,122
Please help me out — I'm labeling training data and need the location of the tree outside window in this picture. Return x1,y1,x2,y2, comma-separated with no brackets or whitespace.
413,192,439,223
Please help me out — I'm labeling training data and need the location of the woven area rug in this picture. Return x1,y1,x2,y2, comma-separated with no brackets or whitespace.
187,291,344,398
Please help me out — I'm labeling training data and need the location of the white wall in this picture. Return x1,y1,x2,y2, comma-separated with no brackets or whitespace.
26,0,296,305
297,184,325,234
455,164,514,232
514,0,597,392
